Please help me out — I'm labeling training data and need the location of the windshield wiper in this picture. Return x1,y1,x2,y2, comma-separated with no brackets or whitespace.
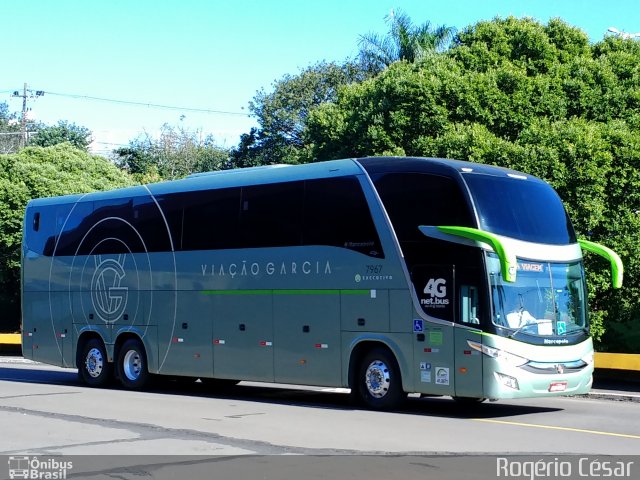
508,295,534,338
509,318,535,338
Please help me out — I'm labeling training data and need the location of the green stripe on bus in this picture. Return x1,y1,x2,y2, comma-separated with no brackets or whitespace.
201,289,370,295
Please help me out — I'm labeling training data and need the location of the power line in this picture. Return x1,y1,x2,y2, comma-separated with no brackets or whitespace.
43,90,250,117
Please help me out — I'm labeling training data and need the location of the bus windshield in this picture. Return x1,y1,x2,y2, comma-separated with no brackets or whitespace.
463,173,576,245
487,253,587,337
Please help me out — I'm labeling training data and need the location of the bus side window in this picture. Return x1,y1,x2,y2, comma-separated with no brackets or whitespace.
304,176,384,258
460,285,480,325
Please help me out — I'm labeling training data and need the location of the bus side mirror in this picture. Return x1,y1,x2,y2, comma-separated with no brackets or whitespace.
578,239,624,289
419,225,517,283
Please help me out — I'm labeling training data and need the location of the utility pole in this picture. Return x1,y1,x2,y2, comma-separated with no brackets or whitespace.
11,83,45,149
20,83,27,148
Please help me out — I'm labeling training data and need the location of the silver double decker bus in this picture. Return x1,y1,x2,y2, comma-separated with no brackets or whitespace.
21,157,622,409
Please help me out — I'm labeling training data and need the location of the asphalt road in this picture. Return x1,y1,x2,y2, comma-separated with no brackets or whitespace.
0,357,639,458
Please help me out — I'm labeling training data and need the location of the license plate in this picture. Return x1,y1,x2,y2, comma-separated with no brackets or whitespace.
548,381,567,392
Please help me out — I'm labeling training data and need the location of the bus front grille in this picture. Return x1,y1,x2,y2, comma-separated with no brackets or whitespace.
521,360,588,375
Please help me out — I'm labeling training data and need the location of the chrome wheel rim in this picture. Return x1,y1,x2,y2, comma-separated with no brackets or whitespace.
365,360,390,398
123,350,142,381
85,347,104,378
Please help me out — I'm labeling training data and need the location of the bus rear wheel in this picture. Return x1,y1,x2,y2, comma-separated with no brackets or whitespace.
356,347,404,410
79,338,112,388
117,338,150,390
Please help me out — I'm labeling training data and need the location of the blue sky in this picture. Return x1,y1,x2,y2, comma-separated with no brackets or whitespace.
3,0,640,155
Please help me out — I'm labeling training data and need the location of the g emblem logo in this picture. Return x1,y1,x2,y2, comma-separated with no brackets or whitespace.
91,255,128,323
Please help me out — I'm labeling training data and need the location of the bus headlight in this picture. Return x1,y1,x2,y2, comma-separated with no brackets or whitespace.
467,340,528,367
496,373,520,390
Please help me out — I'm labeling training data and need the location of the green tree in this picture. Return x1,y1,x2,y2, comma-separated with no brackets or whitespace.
358,9,456,74
0,102,17,125
0,102,20,154
305,58,463,159
230,61,367,167
113,123,230,180
29,120,93,151
450,17,590,75
0,143,134,331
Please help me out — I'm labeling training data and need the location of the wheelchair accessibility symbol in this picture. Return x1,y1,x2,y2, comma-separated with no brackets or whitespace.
557,321,567,335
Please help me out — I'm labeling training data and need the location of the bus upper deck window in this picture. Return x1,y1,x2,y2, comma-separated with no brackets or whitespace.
33,212,40,232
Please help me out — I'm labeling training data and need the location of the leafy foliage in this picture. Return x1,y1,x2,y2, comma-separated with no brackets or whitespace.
0,102,21,154
2,107,93,154
29,120,93,151
0,102,17,125
113,123,230,180
358,9,456,75
229,61,368,167
0,144,133,330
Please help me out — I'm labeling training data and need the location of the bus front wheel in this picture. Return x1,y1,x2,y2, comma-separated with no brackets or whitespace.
79,338,112,388
356,347,404,410
117,338,150,390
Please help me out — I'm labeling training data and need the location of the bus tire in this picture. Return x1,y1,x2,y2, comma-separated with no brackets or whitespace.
79,338,112,388
117,338,150,390
356,347,404,410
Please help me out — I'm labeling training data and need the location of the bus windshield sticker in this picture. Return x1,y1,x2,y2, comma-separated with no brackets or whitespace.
557,321,567,335
517,262,545,273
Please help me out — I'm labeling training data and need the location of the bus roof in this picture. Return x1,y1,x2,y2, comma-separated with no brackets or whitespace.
26,156,542,208
357,156,543,182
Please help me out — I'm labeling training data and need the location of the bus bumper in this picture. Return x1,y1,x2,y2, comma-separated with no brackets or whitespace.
481,337,595,400
484,364,594,399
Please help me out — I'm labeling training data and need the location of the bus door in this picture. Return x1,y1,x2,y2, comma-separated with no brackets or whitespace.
453,267,484,398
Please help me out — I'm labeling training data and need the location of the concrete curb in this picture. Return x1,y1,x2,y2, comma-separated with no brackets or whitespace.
0,334,21,356
583,391,640,402
0,333,21,345
595,352,640,371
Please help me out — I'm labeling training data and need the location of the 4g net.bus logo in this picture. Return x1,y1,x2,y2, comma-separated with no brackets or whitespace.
421,278,450,307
